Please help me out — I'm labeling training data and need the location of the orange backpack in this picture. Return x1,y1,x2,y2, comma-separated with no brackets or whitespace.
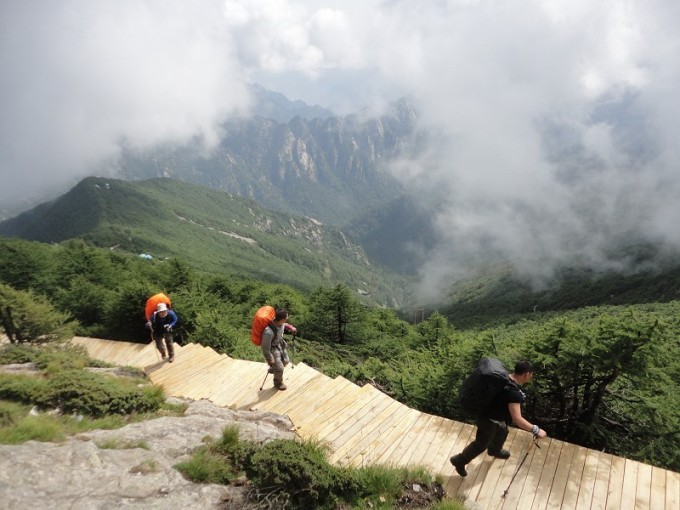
145,293,172,321
251,306,276,346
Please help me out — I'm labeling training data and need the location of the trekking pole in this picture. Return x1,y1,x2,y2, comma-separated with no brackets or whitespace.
501,437,540,499
259,367,271,391
150,328,160,362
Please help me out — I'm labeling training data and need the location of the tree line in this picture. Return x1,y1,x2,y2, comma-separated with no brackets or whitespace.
0,237,678,471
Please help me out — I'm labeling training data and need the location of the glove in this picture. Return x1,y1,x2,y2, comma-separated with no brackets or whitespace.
164,324,173,332
145,321,152,330
284,324,297,335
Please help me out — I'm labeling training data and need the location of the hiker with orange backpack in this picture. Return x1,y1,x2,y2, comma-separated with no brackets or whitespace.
259,308,296,391
146,302,178,362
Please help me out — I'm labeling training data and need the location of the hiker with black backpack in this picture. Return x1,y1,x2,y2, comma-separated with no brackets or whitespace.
260,308,296,391
450,360,547,477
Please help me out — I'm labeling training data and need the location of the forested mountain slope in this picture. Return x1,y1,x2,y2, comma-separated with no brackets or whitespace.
0,177,411,307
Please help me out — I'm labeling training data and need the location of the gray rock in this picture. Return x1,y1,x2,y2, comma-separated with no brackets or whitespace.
0,398,295,509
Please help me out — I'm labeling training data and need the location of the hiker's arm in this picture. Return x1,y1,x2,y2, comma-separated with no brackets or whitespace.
167,310,178,328
261,330,274,364
509,403,547,437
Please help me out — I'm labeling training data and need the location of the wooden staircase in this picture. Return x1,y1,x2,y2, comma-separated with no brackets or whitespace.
72,337,680,509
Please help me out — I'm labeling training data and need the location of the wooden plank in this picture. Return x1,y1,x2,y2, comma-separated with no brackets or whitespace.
260,381,360,424
377,412,434,466
306,385,382,440
473,428,528,508
561,443,588,509
171,357,234,399
209,359,269,406
260,376,351,417
330,398,405,465
410,416,454,471
391,414,441,468
421,419,461,472
620,459,639,510
590,452,613,510
438,422,477,498
511,435,550,510
545,441,578,510
341,401,414,467
265,371,339,417
649,466,666,510
283,380,366,431
666,470,680,510
148,346,222,386
325,389,395,453
314,387,388,444
605,455,626,510
208,361,272,406
574,448,601,510
406,415,448,468
635,462,652,510
251,364,331,415
272,375,347,417
122,342,163,368
527,439,563,510
352,408,422,467
246,364,327,416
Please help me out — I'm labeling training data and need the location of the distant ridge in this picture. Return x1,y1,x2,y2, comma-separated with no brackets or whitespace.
0,177,412,307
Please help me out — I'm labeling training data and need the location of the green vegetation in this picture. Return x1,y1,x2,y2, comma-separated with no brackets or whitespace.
0,344,184,444
176,425,453,510
0,177,412,307
1,235,679,473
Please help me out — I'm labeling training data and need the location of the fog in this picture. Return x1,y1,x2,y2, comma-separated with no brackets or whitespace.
2,0,679,299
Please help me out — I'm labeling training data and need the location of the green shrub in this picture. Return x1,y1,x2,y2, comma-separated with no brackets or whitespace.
42,370,164,416
0,282,77,344
0,374,47,404
0,344,108,371
243,438,361,510
175,448,234,484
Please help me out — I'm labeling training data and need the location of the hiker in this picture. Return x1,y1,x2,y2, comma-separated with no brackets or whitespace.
146,302,178,362
261,308,296,391
450,360,547,477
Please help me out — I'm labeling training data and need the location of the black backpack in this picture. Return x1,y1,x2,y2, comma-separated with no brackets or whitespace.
459,357,512,415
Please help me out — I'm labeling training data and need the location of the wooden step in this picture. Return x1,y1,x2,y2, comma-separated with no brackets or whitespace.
377,412,435,466
175,356,234,400
287,382,367,435
320,386,394,448
331,398,407,465
311,386,386,441
147,345,222,385
166,356,233,398
280,376,353,419
325,390,397,458
251,363,328,414
237,371,332,414
307,386,376,440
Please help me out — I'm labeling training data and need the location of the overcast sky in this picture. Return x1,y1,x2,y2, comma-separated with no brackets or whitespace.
2,0,679,296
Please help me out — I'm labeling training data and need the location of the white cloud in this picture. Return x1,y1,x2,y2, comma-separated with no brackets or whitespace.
2,0,680,297
0,0,249,205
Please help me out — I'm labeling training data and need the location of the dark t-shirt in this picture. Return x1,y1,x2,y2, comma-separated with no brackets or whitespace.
482,381,525,423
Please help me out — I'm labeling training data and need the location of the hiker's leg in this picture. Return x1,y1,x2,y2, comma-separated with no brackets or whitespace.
487,421,509,455
154,334,167,358
458,417,495,464
165,332,175,361
271,347,285,386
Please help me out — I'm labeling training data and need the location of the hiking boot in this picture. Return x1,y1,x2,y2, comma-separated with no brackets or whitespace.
450,455,467,477
168,355,174,363
160,351,167,359
488,449,511,459
274,382,287,391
